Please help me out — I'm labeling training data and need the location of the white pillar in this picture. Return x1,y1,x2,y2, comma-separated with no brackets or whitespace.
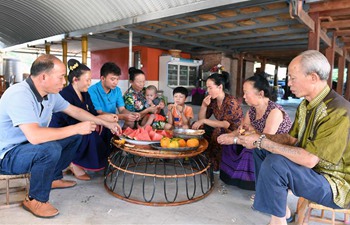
129,31,133,68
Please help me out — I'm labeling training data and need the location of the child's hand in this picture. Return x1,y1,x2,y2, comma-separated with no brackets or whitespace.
147,99,154,106
176,104,184,113
168,104,175,110
156,105,162,113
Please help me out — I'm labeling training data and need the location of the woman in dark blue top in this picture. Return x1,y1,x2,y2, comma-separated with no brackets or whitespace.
49,59,118,180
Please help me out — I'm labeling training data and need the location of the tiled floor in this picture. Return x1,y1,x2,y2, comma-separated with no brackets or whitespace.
0,97,342,224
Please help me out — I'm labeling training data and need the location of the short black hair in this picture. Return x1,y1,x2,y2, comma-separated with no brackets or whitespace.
173,86,188,97
100,62,121,77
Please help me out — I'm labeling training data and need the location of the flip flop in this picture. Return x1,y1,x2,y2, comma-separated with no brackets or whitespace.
286,214,295,223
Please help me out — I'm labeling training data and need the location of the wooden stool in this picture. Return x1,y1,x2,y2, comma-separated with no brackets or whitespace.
0,173,30,208
296,197,350,225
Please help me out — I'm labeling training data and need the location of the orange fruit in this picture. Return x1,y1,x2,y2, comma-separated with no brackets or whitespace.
169,140,179,148
177,139,186,147
186,138,199,147
160,137,170,148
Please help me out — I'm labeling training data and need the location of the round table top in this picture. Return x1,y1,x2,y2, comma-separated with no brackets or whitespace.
111,137,208,159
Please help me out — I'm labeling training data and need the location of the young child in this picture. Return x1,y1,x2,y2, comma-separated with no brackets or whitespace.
141,85,167,129
164,87,193,129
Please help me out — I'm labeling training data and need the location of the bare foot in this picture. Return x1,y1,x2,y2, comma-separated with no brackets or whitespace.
269,215,287,225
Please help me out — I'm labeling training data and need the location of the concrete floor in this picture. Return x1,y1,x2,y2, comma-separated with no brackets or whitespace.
2,172,300,225
0,97,342,224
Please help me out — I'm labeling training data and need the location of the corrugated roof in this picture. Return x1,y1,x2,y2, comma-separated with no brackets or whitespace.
0,0,205,47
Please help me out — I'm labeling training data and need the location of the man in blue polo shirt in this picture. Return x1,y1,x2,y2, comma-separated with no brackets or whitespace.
88,62,140,127
0,55,121,218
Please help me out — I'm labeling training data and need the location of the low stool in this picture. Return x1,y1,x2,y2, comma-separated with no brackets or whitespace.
0,173,30,209
296,197,350,225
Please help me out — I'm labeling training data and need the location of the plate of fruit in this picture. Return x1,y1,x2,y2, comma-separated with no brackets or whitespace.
150,137,200,151
121,125,172,145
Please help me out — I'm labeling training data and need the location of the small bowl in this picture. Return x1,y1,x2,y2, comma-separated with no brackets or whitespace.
173,128,205,139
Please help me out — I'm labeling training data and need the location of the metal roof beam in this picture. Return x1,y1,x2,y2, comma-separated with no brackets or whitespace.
235,40,308,50
92,34,167,47
238,44,307,51
157,7,289,33
92,34,175,51
201,28,307,42
133,0,286,26
184,20,299,38
123,27,237,54
216,34,307,47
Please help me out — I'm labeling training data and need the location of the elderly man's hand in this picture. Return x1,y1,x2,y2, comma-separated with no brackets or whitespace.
237,133,260,149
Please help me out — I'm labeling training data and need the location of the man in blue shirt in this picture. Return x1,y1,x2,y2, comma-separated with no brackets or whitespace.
0,55,121,218
88,62,140,126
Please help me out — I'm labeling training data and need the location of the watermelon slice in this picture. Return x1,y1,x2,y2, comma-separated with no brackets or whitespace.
134,130,151,141
144,125,153,133
123,127,170,141
123,127,134,136
126,129,138,139
151,132,163,141
148,130,156,140
156,130,172,138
